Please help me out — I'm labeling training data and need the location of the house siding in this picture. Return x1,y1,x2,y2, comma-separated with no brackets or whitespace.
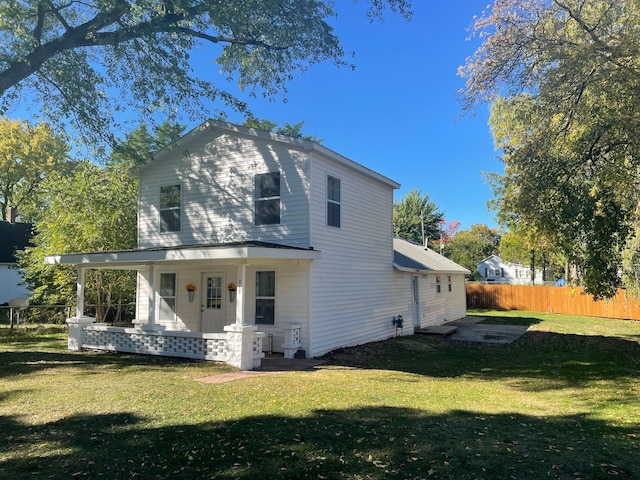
138,130,311,249
307,153,400,357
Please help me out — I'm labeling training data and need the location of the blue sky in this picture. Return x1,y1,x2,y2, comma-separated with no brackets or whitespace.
220,1,500,231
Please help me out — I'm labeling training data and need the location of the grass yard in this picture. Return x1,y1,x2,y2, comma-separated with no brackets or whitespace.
1,311,639,479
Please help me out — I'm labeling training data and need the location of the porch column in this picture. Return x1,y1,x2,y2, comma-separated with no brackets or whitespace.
76,267,85,318
235,262,247,325
146,265,156,329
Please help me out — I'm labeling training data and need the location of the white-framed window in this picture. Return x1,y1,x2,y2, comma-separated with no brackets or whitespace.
448,275,452,292
255,271,276,325
255,172,280,225
159,272,177,322
327,175,341,228
436,275,441,293
160,184,181,232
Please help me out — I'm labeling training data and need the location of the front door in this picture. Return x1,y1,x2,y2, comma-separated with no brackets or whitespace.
201,272,225,333
412,276,420,327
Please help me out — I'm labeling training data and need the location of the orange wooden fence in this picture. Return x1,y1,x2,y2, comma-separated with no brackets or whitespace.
466,284,640,321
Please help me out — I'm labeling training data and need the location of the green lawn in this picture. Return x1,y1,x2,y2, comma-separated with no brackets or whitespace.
1,311,639,479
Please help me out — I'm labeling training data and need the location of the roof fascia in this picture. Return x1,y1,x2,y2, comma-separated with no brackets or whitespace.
44,245,321,267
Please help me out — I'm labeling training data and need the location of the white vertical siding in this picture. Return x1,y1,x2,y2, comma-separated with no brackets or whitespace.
307,153,400,357
138,131,311,249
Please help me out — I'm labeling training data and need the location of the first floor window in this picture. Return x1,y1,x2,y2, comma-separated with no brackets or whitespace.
436,275,441,293
159,273,177,322
160,184,181,232
255,271,275,325
448,275,452,292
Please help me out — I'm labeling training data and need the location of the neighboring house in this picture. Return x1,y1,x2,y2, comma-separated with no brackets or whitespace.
45,121,469,369
0,218,32,304
476,254,545,285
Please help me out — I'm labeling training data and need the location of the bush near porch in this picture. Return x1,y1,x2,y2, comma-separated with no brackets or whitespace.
1,310,639,479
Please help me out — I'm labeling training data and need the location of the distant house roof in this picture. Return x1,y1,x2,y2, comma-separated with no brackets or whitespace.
0,222,32,263
393,237,470,274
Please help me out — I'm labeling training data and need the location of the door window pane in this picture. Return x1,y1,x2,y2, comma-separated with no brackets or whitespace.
206,276,222,309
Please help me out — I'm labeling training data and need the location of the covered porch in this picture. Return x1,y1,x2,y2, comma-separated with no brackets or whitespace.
45,242,320,370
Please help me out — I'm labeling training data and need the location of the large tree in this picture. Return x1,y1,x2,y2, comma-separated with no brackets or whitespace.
0,117,71,222
460,0,640,298
19,161,138,321
0,0,412,148
447,224,500,278
393,188,443,245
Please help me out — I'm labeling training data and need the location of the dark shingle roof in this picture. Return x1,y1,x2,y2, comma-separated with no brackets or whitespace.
0,222,33,263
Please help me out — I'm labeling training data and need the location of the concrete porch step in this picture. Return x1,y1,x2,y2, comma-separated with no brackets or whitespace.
414,325,459,337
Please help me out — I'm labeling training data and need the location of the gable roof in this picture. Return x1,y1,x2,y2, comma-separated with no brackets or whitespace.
393,237,470,274
138,120,400,189
0,222,32,263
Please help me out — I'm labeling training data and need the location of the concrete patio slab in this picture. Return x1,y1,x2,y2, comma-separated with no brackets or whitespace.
447,323,530,344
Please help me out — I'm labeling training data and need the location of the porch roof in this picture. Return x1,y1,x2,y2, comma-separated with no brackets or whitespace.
44,241,321,268
393,237,470,274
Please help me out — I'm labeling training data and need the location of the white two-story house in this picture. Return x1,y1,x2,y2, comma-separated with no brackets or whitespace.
46,121,469,369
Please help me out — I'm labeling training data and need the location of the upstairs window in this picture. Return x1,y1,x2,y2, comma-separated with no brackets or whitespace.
160,184,181,232
255,172,280,225
327,175,341,228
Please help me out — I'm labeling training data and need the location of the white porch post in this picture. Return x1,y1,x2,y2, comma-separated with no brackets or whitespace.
235,262,246,325
142,265,164,330
224,262,261,370
67,266,95,351
76,267,85,318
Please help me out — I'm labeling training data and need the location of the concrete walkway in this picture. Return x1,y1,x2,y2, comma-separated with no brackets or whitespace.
418,316,530,344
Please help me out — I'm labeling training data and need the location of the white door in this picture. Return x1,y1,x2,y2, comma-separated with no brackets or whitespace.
412,276,420,327
201,272,225,333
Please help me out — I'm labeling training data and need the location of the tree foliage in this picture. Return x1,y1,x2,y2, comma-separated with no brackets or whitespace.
447,224,500,279
19,162,138,320
0,117,71,222
110,119,186,167
393,188,443,245
460,0,640,298
0,0,412,149
242,118,323,143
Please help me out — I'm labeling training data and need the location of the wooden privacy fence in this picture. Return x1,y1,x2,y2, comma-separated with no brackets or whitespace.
466,284,640,321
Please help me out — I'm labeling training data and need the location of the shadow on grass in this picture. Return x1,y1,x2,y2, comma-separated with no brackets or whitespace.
0,350,210,380
323,330,640,390
1,406,638,479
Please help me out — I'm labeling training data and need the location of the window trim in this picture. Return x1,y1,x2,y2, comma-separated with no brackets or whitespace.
326,175,341,228
159,184,182,233
255,270,276,326
254,172,281,226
